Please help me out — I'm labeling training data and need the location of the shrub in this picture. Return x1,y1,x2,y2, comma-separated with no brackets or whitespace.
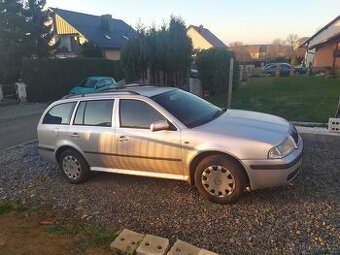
121,16,192,87
22,58,123,102
196,48,239,96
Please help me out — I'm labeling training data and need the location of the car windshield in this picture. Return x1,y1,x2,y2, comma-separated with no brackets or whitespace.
152,89,224,128
79,79,97,88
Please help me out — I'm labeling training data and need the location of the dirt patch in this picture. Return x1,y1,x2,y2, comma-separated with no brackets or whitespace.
0,203,118,255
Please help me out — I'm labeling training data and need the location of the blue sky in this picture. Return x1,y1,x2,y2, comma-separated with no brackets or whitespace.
46,0,340,44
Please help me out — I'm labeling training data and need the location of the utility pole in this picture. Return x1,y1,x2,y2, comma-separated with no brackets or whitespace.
227,58,234,109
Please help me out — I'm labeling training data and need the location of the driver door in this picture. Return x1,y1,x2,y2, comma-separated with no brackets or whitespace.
115,99,183,176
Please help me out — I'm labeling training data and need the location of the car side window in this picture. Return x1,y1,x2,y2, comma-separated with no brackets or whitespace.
43,102,76,125
105,79,113,86
120,100,165,129
74,100,114,127
96,80,106,89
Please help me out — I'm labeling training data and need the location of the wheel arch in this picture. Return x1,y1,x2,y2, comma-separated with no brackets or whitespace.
189,151,250,187
55,145,87,163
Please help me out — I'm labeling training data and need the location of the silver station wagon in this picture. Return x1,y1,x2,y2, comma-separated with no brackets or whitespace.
37,86,303,203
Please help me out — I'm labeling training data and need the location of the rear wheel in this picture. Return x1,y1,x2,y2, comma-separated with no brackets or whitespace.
58,149,90,184
195,155,247,204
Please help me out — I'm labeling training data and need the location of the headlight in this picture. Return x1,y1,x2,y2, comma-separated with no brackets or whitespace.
268,138,295,159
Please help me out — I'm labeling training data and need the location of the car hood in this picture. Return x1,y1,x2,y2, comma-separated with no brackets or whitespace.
195,109,291,146
69,86,95,94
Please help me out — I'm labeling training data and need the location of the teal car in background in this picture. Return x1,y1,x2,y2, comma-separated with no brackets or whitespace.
69,76,117,94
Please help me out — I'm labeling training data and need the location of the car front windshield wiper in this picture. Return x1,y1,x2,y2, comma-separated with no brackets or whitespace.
210,108,227,120
187,108,226,128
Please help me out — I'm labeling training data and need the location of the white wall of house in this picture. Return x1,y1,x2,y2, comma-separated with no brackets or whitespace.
308,19,340,48
104,49,121,60
186,27,213,50
305,49,315,67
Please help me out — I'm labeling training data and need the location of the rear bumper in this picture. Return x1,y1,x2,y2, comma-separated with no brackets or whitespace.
242,138,303,190
37,145,56,163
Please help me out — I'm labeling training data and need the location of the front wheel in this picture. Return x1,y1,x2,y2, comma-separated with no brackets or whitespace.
195,155,247,204
58,149,90,184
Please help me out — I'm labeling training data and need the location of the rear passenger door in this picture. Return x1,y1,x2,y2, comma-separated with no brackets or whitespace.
68,99,117,168
38,102,77,150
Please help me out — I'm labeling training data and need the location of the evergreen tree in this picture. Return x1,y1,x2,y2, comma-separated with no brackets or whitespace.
80,41,103,58
0,0,26,83
121,16,192,87
23,0,53,58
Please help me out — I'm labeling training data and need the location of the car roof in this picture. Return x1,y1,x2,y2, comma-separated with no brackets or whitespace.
62,86,177,100
118,86,176,97
86,76,113,80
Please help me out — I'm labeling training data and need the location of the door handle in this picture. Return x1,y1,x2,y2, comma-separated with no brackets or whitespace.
71,132,79,138
118,136,128,142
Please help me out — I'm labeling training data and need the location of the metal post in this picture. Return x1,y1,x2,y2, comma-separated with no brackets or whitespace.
0,85,3,103
227,58,234,109
275,64,280,77
336,96,340,118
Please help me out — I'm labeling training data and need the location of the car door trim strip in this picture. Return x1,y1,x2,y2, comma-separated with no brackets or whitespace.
84,150,182,162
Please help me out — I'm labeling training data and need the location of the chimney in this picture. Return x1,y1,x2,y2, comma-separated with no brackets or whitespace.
199,25,204,32
101,14,114,32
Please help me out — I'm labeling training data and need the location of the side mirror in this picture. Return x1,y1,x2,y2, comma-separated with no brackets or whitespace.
150,120,170,132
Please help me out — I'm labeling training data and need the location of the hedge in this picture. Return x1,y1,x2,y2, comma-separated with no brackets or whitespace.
196,48,239,96
22,58,123,102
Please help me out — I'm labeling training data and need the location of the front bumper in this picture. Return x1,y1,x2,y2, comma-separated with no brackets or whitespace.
242,137,304,190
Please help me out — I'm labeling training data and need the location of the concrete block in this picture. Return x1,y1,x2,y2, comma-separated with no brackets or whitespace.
328,118,340,133
136,234,170,255
15,83,27,103
110,229,144,254
167,239,200,255
198,249,219,255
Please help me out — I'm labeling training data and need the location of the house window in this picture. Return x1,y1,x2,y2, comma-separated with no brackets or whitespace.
334,49,340,58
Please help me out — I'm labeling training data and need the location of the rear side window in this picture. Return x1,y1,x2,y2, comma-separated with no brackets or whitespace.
74,100,114,127
105,79,114,86
120,100,164,129
43,102,76,125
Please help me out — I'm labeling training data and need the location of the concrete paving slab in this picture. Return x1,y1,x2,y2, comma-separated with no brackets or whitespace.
110,229,144,254
136,234,170,255
167,239,200,255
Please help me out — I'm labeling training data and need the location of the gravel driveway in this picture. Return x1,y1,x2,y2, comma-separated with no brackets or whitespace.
0,139,339,255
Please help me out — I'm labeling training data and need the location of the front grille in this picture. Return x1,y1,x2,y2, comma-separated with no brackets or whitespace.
291,126,299,144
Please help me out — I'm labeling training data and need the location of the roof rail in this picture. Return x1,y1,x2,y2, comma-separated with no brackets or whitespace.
62,90,140,99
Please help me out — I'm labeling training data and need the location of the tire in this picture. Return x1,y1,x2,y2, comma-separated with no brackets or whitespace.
194,155,247,204
58,149,90,184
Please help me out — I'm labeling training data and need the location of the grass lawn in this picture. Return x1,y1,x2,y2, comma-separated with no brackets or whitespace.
208,76,340,123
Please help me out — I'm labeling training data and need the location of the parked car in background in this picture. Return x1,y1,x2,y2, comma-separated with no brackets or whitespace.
37,86,303,204
69,76,117,94
262,63,276,70
262,63,306,77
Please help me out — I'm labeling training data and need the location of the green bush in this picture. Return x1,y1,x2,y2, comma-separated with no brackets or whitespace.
196,48,239,96
22,58,123,102
121,16,192,87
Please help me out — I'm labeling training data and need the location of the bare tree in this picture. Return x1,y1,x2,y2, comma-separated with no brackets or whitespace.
229,41,244,47
286,33,300,59
286,34,299,47
229,41,251,63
